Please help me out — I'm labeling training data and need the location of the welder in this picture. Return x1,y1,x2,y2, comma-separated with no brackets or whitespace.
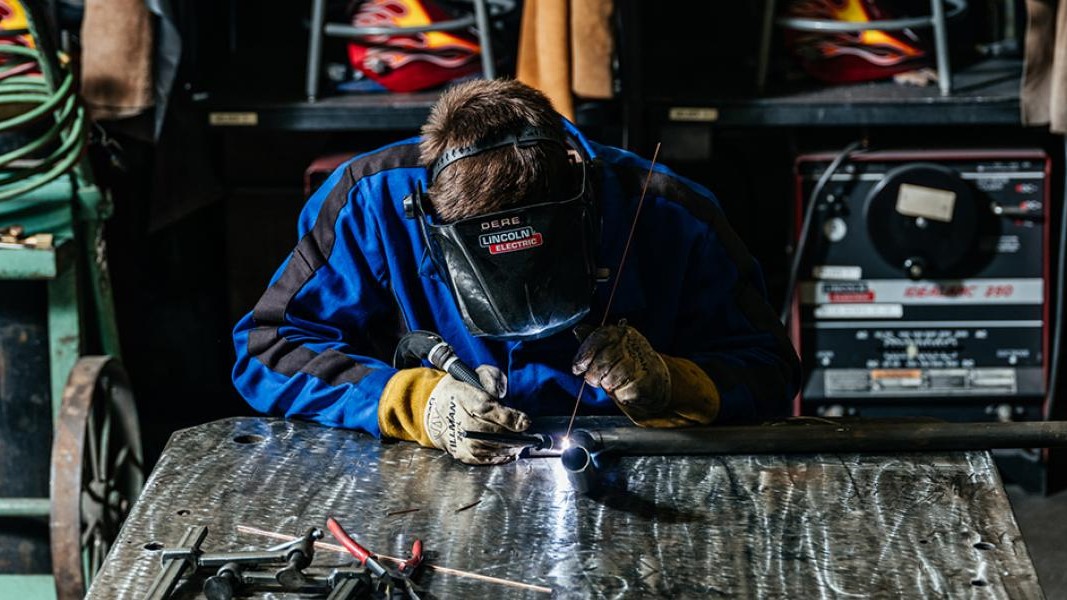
231,79,800,465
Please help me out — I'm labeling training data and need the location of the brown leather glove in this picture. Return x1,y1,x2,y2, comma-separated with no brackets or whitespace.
572,323,721,426
572,323,672,418
379,365,530,465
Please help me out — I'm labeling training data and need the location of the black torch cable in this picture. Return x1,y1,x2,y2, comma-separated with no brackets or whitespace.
779,139,866,325
564,143,662,440
1047,137,1067,421
394,330,486,392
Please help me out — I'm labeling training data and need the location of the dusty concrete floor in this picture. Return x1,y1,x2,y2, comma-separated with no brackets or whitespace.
1006,484,1067,598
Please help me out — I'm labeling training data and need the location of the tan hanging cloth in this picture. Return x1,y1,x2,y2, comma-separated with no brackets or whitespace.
516,0,614,121
80,0,154,120
570,0,614,100
1022,0,1067,133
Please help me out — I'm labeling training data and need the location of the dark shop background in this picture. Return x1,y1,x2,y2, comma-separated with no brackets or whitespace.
111,2,1063,467
97,7,1067,469
4,0,1067,597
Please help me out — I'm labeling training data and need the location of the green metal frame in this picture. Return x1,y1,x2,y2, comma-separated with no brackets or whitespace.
0,2,125,598
0,239,78,414
0,188,119,591
0,575,55,597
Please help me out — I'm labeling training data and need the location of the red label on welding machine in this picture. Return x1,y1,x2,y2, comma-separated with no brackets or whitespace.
824,282,875,303
828,291,875,303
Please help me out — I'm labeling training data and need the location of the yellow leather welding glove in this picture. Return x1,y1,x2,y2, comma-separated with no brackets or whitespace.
572,323,720,427
378,365,531,465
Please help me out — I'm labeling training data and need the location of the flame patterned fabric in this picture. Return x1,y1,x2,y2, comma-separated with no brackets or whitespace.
347,0,482,93
0,0,38,75
0,0,33,48
785,0,930,83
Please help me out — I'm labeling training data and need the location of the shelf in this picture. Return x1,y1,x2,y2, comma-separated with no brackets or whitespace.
202,58,1022,132
646,59,1023,128
0,239,72,280
202,91,440,132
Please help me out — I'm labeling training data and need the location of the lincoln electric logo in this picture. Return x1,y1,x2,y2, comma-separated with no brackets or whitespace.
478,226,543,254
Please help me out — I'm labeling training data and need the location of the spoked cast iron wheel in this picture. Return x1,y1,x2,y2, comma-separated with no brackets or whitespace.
50,356,144,599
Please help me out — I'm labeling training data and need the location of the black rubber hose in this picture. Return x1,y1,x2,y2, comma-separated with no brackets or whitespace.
393,330,443,368
780,140,865,325
1046,137,1067,421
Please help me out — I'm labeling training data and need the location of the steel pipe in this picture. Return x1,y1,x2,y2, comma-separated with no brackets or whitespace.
570,420,1067,456
561,445,600,495
0,497,50,517
775,0,966,33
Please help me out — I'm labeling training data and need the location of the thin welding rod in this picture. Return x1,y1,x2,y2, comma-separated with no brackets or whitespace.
565,143,662,440
235,525,552,595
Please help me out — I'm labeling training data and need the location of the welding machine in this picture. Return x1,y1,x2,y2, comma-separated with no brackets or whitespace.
791,148,1051,422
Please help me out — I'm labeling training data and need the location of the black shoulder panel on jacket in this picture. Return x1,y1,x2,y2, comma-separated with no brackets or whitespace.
247,141,423,384
254,142,422,324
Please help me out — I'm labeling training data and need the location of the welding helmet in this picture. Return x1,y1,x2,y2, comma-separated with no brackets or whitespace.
784,0,930,84
404,126,598,340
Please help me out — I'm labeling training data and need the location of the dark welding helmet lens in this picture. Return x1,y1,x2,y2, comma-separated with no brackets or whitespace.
409,126,598,339
425,191,595,339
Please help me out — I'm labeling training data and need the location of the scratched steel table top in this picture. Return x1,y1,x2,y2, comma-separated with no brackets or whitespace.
87,417,1043,599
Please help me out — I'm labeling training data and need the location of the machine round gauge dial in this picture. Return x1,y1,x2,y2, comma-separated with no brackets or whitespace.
864,163,991,278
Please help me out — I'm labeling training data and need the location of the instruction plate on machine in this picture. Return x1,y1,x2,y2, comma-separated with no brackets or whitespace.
896,183,956,222
814,304,904,319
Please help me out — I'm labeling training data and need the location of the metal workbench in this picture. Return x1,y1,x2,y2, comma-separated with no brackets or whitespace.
87,417,1044,598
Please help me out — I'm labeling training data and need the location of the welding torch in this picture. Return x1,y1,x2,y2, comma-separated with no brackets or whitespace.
393,330,485,390
393,330,553,451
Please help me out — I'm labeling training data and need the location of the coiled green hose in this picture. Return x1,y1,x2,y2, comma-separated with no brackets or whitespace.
0,38,86,202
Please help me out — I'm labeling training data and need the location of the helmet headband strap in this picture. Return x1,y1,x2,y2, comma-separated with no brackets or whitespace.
430,126,566,183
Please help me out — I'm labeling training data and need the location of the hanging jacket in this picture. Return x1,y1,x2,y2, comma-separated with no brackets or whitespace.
232,121,801,436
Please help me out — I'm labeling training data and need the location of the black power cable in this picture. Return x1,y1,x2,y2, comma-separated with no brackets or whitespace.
779,140,865,325
1047,137,1067,423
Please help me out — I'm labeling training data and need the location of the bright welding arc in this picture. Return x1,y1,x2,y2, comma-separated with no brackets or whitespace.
564,143,662,440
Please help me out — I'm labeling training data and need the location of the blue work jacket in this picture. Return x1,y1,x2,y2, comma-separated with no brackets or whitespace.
232,122,800,436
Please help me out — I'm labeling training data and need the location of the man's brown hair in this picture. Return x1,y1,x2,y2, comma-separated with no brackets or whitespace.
420,79,572,222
